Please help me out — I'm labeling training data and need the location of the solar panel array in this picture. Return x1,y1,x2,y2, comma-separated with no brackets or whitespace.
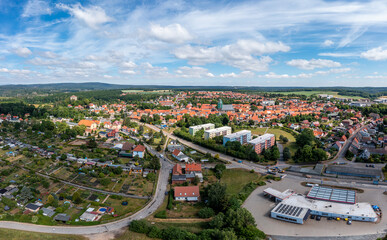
307,186,356,204
274,203,306,217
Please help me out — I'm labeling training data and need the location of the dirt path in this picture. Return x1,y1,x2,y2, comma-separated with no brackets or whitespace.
147,217,211,223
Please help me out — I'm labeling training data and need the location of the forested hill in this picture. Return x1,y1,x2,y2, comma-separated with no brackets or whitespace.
0,82,386,99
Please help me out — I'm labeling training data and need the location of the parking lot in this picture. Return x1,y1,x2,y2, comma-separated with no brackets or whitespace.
243,177,387,238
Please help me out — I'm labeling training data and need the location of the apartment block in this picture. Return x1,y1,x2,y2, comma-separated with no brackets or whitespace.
223,130,252,146
204,126,232,140
248,133,275,154
189,123,215,135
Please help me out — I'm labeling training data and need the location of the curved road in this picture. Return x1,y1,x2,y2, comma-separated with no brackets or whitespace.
0,147,173,235
0,123,384,236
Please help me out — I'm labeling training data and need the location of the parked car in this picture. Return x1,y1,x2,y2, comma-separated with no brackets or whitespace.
316,215,321,221
310,215,315,219
327,217,333,220
347,220,352,225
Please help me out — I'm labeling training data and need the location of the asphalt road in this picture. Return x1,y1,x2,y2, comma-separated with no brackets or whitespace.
0,146,173,235
0,123,383,236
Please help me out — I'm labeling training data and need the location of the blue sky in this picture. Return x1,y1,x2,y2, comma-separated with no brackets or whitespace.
1,0,387,86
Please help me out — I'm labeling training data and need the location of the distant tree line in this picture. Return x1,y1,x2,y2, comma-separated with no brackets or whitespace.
0,102,47,117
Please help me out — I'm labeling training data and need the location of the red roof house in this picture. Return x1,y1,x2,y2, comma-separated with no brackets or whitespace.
174,186,200,201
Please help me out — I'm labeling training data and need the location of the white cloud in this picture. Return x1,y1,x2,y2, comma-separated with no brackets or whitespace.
103,74,113,78
11,47,32,57
175,66,214,78
365,75,387,79
0,68,32,74
322,40,334,47
318,52,356,57
260,67,350,79
263,72,312,79
338,25,368,48
315,68,351,75
22,0,52,17
79,61,97,68
121,61,137,68
150,23,193,44
219,71,254,78
223,39,290,55
173,45,221,65
57,3,113,29
286,59,341,70
174,39,289,71
28,57,59,66
39,51,58,59
120,70,136,75
361,47,387,61
142,63,170,78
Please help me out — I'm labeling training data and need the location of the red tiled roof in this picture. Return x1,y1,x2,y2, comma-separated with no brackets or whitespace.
133,145,146,152
186,163,201,172
172,164,183,175
174,186,200,198
172,149,181,156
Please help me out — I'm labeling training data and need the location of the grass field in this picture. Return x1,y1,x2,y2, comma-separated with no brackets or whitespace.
151,222,205,234
248,127,297,156
220,169,263,196
115,230,153,240
0,229,87,240
270,91,365,99
249,128,296,142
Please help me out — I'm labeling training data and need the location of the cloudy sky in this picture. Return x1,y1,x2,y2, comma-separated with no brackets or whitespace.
1,0,387,86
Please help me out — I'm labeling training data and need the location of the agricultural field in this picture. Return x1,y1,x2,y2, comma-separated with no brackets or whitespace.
121,90,171,94
270,91,365,99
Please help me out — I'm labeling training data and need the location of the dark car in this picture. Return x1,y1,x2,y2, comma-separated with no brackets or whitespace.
316,215,321,221
310,215,315,219
327,217,333,220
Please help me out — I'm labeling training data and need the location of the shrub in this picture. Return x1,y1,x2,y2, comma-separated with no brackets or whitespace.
147,226,163,238
197,207,215,218
154,210,167,219
129,219,150,234
167,191,173,210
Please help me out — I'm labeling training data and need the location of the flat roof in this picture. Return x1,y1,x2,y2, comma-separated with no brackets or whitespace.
272,202,309,219
189,123,215,129
248,133,275,144
282,194,377,219
224,130,251,139
264,188,294,200
205,126,232,133
307,186,356,204
326,165,382,177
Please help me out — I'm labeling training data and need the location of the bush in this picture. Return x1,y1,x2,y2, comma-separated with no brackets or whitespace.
129,219,150,234
197,207,215,218
161,227,196,240
154,210,167,219
167,191,173,210
147,226,163,238
146,172,156,181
